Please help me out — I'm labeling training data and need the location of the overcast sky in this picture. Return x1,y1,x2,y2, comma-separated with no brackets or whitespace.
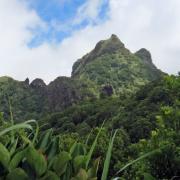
0,0,180,83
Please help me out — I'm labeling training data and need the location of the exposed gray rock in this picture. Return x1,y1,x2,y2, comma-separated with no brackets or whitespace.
30,78,46,89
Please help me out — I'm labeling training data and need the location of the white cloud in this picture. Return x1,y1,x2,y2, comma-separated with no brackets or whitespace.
73,0,105,24
0,0,180,83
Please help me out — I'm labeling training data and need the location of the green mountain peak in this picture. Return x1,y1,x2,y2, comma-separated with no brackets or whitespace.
72,34,128,77
72,34,163,95
93,34,125,54
135,48,152,63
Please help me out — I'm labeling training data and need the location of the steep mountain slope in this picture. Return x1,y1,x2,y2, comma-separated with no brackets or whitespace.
42,75,180,143
0,34,164,121
0,76,92,121
47,76,93,112
72,34,163,95
0,76,46,121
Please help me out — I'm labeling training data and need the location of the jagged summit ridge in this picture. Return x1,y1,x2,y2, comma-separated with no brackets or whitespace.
0,34,164,120
71,34,163,95
72,34,129,76
93,34,125,55
135,48,152,63
30,78,46,88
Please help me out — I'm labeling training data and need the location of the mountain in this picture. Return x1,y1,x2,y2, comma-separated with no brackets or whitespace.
0,34,164,121
0,76,92,121
72,34,163,95
0,35,179,180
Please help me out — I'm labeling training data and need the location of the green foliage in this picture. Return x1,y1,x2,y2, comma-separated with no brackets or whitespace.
118,91,180,179
52,151,71,176
42,75,179,144
26,145,47,177
0,120,119,180
72,36,163,96
0,35,164,123
101,130,118,180
41,97,122,134
0,77,47,121
6,168,29,180
39,171,59,180
0,76,93,122
0,74,179,179
0,142,10,169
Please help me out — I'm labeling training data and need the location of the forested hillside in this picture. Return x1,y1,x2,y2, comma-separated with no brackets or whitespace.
0,35,179,179
0,35,163,121
41,75,180,179
72,34,163,95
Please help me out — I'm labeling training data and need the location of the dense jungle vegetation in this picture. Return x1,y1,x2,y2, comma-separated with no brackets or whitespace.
0,35,179,179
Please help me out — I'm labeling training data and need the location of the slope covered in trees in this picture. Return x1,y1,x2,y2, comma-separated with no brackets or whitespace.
40,75,180,179
72,34,163,95
0,35,179,179
0,35,163,121
41,75,179,141
0,75,179,179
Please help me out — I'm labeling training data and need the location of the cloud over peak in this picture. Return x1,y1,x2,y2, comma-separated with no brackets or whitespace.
0,0,179,83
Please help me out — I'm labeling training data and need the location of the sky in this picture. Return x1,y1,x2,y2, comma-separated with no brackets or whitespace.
0,0,180,83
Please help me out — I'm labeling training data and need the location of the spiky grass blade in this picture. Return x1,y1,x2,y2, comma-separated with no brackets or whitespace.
85,129,93,145
8,98,14,143
86,121,105,169
0,123,32,137
101,129,118,180
115,148,161,176
24,120,39,145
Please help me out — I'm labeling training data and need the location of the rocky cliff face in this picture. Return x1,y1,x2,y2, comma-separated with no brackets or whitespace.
47,77,91,112
30,78,46,89
135,48,152,63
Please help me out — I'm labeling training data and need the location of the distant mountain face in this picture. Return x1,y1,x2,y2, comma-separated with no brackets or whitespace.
72,34,163,95
0,35,164,121
0,76,92,121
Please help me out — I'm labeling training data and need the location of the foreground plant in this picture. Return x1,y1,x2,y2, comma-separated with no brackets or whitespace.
0,118,115,179
0,115,166,180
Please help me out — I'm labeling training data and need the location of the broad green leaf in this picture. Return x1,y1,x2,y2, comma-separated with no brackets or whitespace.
37,129,53,152
9,138,18,156
9,148,27,171
70,142,77,155
61,162,73,180
72,168,88,180
0,142,10,169
39,170,59,180
46,136,59,160
73,155,87,174
24,120,39,145
46,137,60,169
52,151,71,176
143,173,156,180
87,157,100,178
26,145,47,177
70,142,86,159
6,168,29,180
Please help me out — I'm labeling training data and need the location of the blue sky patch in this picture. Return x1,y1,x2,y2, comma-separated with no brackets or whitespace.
27,0,109,47
99,0,109,21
